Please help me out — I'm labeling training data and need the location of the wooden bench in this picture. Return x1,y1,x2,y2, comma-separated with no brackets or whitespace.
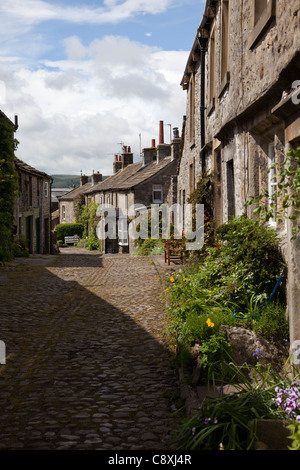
64,236,80,245
164,240,185,265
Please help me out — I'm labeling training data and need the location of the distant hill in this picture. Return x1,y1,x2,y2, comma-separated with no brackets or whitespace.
51,174,109,188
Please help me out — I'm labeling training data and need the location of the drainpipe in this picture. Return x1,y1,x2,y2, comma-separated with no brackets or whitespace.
198,33,208,173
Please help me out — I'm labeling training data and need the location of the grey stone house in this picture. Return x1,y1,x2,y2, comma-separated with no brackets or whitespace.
14,158,52,254
58,172,102,224
178,1,300,348
84,123,181,253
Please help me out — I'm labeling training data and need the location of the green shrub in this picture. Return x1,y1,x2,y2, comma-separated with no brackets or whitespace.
85,234,101,251
133,238,164,256
12,236,29,257
54,223,84,241
166,216,288,365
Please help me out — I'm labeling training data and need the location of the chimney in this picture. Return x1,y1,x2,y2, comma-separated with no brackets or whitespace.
157,120,171,163
91,171,102,185
80,174,89,186
142,139,157,166
121,145,133,169
113,154,122,174
171,127,181,161
159,120,164,144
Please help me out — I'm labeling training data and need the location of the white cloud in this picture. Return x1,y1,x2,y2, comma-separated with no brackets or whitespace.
0,0,174,26
1,34,188,175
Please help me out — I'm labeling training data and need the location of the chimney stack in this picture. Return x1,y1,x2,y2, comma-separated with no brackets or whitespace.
171,127,181,161
157,120,171,163
80,174,89,186
113,155,122,174
91,171,103,185
121,145,133,169
142,139,157,166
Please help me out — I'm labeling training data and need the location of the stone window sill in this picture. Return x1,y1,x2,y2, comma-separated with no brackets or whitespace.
218,72,230,99
207,98,215,116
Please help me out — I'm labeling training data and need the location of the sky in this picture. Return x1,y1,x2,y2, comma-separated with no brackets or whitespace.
0,0,205,176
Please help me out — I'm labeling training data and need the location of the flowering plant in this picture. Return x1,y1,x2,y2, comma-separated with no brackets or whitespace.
274,382,300,422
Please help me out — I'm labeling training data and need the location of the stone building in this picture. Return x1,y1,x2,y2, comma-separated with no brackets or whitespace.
58,172,102,224
14,158,52,254
178,1,300,347
84,122,181,253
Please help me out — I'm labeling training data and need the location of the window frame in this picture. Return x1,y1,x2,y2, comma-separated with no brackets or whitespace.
152,184,163,204
268,142,277,227
249,0,276,49
44,181,49,198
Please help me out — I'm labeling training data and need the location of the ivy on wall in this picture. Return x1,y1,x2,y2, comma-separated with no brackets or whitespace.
0,113,18,262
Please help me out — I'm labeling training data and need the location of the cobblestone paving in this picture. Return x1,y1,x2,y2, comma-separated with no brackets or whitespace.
0,248,181,450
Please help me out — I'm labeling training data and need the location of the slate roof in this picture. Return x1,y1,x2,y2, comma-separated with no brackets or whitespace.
58,182,92,201
85,156,173,195
14,157,51,179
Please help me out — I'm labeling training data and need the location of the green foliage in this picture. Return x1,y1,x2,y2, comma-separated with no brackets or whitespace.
166,216,288,369
0,114,18,262
84,233,101,251
287,420,300,450
54,223,84,240
12,236,29,257
77,200,99,238
177,359,296,450
133,238,164,256
246,146,300,240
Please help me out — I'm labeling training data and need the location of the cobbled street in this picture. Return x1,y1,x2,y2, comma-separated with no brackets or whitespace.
0,248,181,450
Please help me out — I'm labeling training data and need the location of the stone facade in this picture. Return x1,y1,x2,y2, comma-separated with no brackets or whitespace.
85,124,181,254
58,172,102,225
178,1,300,346
14,158,52,254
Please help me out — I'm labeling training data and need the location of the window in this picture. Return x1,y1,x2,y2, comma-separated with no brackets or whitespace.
152,184,163,204
208,23,216,114
214,148,223,226
249,0,276,48
189,161,195,194
227,160,235,219
44,181,48,197
219,0,230,97
118,216,128,246
29,176,32,206
189,74,195,144
62,204,66,221
268,142,277,226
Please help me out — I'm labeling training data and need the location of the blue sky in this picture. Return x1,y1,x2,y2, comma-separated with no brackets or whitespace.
0,0,205,176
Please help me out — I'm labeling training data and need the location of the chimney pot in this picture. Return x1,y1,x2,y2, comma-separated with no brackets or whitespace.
151,139,156,148
159,120,164,145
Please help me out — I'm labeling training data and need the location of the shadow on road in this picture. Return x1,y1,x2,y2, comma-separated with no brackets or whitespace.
0,249,180,450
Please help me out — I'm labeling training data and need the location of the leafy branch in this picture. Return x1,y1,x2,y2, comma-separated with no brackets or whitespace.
245,147,300,240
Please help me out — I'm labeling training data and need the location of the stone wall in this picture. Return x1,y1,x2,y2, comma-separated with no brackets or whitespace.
178,0,300,348
14,166,52,254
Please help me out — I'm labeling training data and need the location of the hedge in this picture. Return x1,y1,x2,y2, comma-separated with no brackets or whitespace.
55,223,84,241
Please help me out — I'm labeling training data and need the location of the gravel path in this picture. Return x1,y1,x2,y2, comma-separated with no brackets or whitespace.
0,248,180,450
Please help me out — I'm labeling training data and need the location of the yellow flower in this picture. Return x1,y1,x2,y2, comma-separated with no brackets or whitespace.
206,318,214,328
170,276,175,283
165,288,169,292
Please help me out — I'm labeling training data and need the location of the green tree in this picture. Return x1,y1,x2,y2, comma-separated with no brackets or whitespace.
0,114,18,261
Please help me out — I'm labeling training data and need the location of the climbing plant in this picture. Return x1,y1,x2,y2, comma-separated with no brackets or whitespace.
246,146,300,240
0,114,18,262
